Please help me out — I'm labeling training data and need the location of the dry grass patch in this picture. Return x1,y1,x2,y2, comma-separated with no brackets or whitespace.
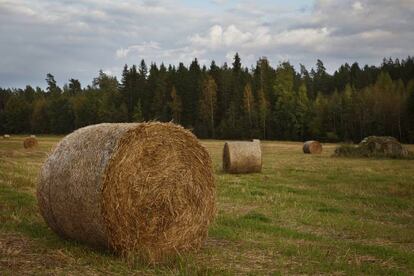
1,137,414,274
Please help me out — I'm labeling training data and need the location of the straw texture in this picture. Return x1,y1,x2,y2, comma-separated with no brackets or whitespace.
222,140,262,173
23,137,38,149
303,141,322,154
37,122,215,263
359,136,407,157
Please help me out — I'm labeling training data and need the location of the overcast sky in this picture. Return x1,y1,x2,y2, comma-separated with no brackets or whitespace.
0,0,413,88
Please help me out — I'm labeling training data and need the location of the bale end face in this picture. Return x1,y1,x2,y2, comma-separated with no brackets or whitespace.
303,141,322,154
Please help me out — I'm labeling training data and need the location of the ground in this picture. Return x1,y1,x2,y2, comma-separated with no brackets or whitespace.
0,136,413,275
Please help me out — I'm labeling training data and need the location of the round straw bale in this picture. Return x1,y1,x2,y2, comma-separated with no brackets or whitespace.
23,137,38,149
30,135,36,138
3,134,10,139
303,140,322,154
222,140,262,173
37,122,216,263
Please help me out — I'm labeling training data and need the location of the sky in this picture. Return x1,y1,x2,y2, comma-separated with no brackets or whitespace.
0,0,413,88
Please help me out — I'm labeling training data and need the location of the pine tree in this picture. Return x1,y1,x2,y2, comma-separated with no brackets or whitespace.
295,83,310,139
46,73,61,95
68,79,82,95
232,53,241,72
150,64,168,121
31,98,49,133
243,82,255,128
274,62,296,139
341,84,354,140
169,86,182,123
72,93,99,128
94,71,127,123
199,75,217,137
309,93,328,139
133,100,144,122
407,79,414,142
48,97,75,134
187,59,202,127
257,88,269,139
4,95,32,133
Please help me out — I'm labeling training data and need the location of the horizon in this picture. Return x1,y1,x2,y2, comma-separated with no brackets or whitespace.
0,54,410,90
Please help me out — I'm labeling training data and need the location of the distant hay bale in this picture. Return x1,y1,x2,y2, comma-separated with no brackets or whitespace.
303,141,322,154
30,135,36,138
3,134,10,139
359,136,407,157
37,122,216,263
334,136,410,158
223,140,262,173
23,137,38,149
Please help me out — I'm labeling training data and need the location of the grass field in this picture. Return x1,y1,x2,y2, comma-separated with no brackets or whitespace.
1,136,414,275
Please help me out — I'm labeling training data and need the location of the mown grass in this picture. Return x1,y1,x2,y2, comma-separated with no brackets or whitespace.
0,136,413,275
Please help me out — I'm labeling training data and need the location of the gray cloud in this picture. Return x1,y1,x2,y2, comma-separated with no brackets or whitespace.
0,0,413,88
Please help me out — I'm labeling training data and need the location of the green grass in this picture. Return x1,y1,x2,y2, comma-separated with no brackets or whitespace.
0,136,413,275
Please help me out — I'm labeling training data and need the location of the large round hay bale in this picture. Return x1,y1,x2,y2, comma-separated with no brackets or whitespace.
222,140,262,173
37,122,216,263
23,137,38,148
3,134,10,139
303,140,322,154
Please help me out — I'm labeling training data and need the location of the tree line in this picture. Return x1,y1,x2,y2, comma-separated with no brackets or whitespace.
1,54,414,143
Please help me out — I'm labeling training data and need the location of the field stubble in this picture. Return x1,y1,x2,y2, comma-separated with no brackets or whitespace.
0,136,413,275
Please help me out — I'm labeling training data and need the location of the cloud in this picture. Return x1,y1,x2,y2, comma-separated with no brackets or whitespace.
352,1,364,12
190,24,330,52
190,25,254,49
115,41,207,66
0,0,413,88
211,0,229,5
116,42,161,59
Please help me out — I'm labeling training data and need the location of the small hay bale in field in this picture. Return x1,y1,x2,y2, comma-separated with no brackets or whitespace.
30,135,36,138
23,137,38,149
303,140,322,154
3,134,10,139
222,140,262,173
37,122,216,263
